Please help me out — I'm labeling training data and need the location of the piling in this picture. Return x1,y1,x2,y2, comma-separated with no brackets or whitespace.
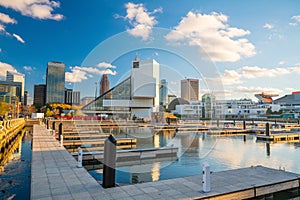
103,135,117,188
266,122,270,136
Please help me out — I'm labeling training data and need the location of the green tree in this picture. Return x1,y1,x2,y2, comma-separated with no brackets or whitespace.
45,108,53,117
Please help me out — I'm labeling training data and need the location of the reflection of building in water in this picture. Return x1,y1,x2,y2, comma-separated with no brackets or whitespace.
130,163,160,184
180,134,199,153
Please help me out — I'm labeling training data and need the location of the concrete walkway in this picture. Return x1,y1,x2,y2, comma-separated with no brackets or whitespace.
31,124,300,199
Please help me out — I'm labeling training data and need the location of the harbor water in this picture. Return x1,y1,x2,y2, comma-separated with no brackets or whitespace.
90,128,300,184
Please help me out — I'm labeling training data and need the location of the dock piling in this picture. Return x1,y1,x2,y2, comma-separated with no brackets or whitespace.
266,123,270,136
103,135,117,188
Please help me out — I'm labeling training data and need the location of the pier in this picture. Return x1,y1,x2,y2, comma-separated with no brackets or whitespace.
31,124,300,199
257,132,300,143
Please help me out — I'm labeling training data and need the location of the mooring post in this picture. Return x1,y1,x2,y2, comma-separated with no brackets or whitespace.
266,122,270,136
103,135,117,188
46,119,49,129
217,119,219,127
243,120,246,130
77,147,82,168
202,162,211,192
59,123,63,141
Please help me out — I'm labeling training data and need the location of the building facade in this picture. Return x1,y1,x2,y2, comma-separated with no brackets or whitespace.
159,79,168,110
6,71,25,104
0,81,22,104
82,58,160,119
34,84,46,106
181,79,199,101
100,74,110,96
65,89,80,105
46,61,66,104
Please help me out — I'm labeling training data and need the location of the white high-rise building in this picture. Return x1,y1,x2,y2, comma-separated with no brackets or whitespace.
6,71,25,104
181,78,199,101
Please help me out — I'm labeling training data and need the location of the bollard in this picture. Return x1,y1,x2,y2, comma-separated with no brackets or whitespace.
243,135,246,142
217,119,219,127
243,120,246,130
266,122,270,136
77,147,82,168
202,162,211,192
47,120,49,129
103,135,117,188
60,135,63,147
59,123,63,141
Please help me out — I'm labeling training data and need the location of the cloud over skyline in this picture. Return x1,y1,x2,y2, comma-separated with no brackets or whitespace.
165,11,256,62
116,2,162,40
0,0,64,20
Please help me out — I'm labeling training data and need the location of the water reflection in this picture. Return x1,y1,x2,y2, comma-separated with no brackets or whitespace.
90,128,300,184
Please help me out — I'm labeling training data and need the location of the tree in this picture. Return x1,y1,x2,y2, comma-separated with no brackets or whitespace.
0,101,12,116
45,108,53,117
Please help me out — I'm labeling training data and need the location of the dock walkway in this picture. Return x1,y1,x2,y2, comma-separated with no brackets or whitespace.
31,124,300,199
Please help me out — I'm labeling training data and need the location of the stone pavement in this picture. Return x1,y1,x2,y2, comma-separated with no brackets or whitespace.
31,124,300,200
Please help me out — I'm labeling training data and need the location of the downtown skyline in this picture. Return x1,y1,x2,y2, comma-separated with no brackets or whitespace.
1,1,300,104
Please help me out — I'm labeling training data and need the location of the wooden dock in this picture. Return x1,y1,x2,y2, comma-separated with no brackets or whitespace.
257,132,300,143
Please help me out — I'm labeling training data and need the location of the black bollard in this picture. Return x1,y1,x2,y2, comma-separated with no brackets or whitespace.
266,122,270,136
233,120,236,126
298,120,300,125
266,143,270,156
243,120,246,130
58,123,63,141
103,135,117,188
47,120,49,129
243,135,246,142
217,119,219,127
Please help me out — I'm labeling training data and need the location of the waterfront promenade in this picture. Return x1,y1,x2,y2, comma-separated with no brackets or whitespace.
31,124,300,199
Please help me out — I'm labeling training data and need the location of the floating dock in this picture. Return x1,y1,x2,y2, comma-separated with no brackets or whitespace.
71,147,178,170
257,132,300,143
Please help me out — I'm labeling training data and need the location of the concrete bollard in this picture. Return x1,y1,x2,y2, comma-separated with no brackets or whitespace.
202,162,211,192
103,135,117,188
266,122,270,136
77,147,82,168
59,123,63,141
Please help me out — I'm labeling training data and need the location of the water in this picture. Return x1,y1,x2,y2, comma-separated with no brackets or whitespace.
90,128,300,184
0,128,32,200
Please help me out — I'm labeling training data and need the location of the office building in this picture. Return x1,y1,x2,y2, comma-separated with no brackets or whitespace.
0,81,22,104
24,91,28,106
46,61,66,104
159,79,168,109
181,78,199,101
6,71,25,104
82,57,160,119
100,74,110,96
34,84,46,106
65,89,80,105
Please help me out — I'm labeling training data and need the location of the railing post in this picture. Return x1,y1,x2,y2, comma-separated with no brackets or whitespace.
59,123,63,141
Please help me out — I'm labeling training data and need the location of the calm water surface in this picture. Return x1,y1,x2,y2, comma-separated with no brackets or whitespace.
90,127,300,184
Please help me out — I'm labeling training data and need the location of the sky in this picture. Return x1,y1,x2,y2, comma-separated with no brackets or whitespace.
1,0,300,104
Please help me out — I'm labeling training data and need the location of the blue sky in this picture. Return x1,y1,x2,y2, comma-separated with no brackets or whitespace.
1,1,300,104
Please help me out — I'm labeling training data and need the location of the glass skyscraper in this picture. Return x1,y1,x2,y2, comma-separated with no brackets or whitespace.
46,61,66,104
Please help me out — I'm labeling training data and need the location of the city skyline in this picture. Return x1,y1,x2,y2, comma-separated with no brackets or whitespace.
1,1,300,103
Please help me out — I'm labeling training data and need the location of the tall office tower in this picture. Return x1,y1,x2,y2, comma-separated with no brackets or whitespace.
72,91,80,105
34,84,46,106
100,74,110,96
159,79,168,107
65,88,73,105
24,91,28,106
181,78,199,101
46,61,66,104
6,71,25,104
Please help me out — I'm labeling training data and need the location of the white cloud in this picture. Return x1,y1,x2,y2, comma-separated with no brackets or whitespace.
117,2,162,40
234,86,282,95
66,65,117,83
212,65,297,86
23,66,33,71
0,24,6,32
263,23,273,29
165,11,255,62
290,15,300,26
0,12,17,24
0,61,17,77
0,0,64,20
97,62,116,69
278,61,285,65
12,33,25,43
